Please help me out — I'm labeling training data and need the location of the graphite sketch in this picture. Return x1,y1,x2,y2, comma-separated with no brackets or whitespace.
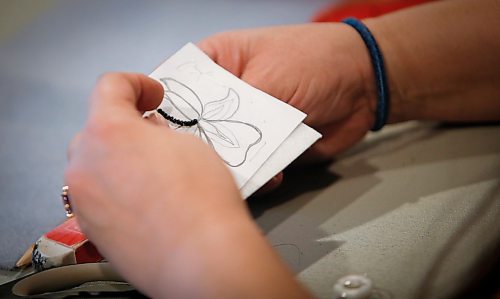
156,77,263,168
177,61,214,80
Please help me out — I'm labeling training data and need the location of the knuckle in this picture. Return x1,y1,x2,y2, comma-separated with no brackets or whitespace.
94,73,130,96
94,72,141,102
96,72,123,86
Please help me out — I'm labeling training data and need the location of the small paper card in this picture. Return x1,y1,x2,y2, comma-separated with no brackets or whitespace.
148,43,321,198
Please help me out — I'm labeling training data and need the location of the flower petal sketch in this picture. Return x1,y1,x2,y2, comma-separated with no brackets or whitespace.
203,88,239,120
177,61,214,80
157,77,263,167
163,90,200,121
200,120,240,148
200,120,262,167
160,78,203,120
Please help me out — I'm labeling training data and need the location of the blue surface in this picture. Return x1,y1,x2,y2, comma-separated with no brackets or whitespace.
0,0,332,269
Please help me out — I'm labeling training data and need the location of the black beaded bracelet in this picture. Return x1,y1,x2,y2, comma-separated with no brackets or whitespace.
342,17,389,131
157,108,198,127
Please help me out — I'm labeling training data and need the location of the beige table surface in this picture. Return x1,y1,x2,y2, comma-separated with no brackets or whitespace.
251,121,500,299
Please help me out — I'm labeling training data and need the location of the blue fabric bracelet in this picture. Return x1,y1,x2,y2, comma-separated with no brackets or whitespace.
342,17,389,131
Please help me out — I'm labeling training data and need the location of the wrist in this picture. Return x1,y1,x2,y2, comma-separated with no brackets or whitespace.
363,18,411,124
342,19,393,131
332,23,378,129
155,204,309,299
350,26,379,128
152,204,251,298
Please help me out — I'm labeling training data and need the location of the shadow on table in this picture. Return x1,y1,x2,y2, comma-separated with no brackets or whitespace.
247,163,348,273
248,161,339,219
245,122,500,274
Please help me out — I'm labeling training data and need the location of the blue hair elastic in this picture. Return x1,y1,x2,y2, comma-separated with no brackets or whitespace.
342,17,389,131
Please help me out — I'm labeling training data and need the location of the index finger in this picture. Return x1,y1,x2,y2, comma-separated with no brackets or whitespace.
89,73,164,122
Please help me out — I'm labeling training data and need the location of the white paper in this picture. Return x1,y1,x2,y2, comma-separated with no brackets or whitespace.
240,123,321,198
149,43,307,187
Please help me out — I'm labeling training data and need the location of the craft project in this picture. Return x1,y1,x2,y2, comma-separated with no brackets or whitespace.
148,43,321,195
156,77,262,167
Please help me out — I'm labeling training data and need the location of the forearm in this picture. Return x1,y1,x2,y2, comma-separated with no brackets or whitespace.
365,0,500,123
155,208,311,299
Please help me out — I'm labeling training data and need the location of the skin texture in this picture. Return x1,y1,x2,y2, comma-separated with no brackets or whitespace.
364,0,500,123
198,23,377,160
65,74,311,299
66,0,500,297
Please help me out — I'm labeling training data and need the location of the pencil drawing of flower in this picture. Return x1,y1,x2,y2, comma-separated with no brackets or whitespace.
157,78,262,167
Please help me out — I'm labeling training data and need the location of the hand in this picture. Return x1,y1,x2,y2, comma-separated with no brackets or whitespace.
65,73,310,298
199,23,377,161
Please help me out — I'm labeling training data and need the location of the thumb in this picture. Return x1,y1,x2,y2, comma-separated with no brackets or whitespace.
89,73,164,123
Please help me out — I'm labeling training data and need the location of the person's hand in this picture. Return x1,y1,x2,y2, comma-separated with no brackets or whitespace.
199,23,377,161
65,73,243,296
65,73,310,298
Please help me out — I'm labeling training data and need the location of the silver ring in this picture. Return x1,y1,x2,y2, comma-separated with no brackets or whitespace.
61,185,74,218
